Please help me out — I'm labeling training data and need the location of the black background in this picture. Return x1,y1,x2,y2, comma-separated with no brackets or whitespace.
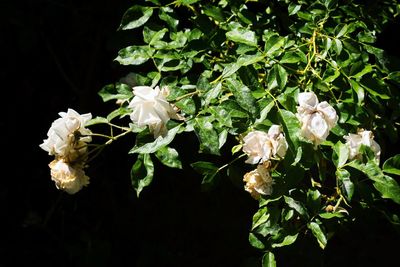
2,0,400,266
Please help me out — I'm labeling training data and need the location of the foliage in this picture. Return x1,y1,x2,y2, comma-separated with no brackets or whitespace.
41,0,400,265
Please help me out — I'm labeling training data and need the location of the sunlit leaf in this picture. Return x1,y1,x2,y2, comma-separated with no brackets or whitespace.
129,126,181,154
119,6,153,30
308,222,327,249
155,146,182,169
383,155,400,176
262,251,277,267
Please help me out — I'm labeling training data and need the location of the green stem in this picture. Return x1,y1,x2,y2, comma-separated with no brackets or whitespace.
174,90,199,102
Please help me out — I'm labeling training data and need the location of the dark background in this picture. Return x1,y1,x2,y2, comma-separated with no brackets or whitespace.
1,0,400,266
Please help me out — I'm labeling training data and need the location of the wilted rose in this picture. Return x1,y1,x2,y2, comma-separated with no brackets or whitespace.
49,159,90,194
243,162,274,199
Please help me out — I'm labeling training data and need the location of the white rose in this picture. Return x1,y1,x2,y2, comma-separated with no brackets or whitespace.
129,86,182,138
242,131,270,164
243,126,288,164
267,125,288,159
243,162,274,199
316,101,338,129
40,109,92,157
298,91,318,111
296,92,337,145
49,159,90,194
344,129,381,161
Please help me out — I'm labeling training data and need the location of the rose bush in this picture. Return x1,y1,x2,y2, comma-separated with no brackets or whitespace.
40,0,400,265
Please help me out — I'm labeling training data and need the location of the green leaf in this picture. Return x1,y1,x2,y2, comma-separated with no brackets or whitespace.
218,129,228,149
350,64,373,79
159,7,179,30
225,78,259,118
203,5,225,22
204,82,222,106
264,33,285,56
319,212,344,219
194,117,220,155
308,222,327,249
131,154,154,197
284,196,309,219
175,0,200,5
388,71,400,84
307,189,321,213
119,6,153,30
347,160,400,204
155,146,182,169
280,51,307,64
226,28,257,47
332,141,349,168
333,39,343,55
275,64,288,89
222,54,265,78
115,46,154,65
349,79,365,105
98,83,133,102
279,109,301,153
252,207,270,230
360,77,390,100
383,155,400,176
231,144,242,155
86,116,108,127
176,96,196,114
288,3,301,16
143,27,168,46
255,101,274,124
323,0,338,10
262,251,276,267
191,161,219,186
336,169,354,201
221,63,241,79
272,233,298,248
106,106,131,121
129,126,181,154
249,233,265,249
335,24,348,38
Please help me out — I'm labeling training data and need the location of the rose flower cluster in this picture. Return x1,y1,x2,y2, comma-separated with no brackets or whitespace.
40,109,92,194
241,91,381,199
40,89,381,197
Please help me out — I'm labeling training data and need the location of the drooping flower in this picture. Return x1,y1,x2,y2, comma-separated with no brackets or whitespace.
49,159,90,194
344,129,381,161
40,108,92,158
296,92,338,145
243,162,274,199
40,109,92,194
242,125,288,164
128,86,183,138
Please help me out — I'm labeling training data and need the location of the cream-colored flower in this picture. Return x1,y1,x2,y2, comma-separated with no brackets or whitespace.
296,92,338,145
267,125,288,159
243,162,274,199
40,109,92,157
344,129,381,161
49,159,90,194
242,125,288,164
129,86,182,138
243,131,270,164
